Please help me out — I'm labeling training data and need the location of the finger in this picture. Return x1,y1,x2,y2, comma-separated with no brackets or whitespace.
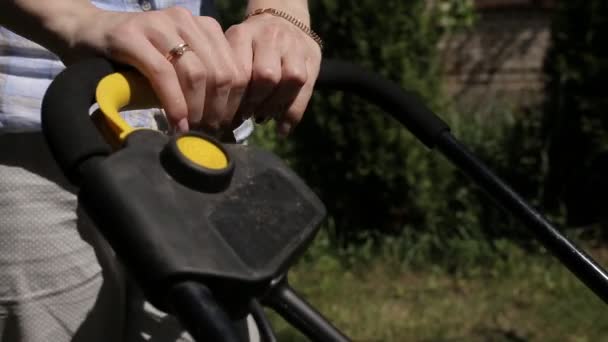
255,47,308,124
248,32,282,123
276,57,319,137
168,45,208,128
225,24,254,122
221,62,247,128
188,17,239,130
112,31,189,131
152,7,209,128
225,24,254,124
169,27,213,128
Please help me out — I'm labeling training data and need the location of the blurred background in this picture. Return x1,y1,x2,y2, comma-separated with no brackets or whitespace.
219,0,608,340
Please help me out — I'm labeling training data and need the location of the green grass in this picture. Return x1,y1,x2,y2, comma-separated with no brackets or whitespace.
266,243,608,341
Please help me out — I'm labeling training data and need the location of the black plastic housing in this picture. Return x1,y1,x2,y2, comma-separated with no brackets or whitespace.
78,130,325,311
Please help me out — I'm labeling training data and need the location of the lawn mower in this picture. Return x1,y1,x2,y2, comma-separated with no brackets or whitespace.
40,58,608,341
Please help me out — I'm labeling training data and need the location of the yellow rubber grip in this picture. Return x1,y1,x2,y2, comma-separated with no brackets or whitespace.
96,72,158,143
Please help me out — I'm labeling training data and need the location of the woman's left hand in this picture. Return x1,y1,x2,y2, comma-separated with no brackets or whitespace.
225,9,322,137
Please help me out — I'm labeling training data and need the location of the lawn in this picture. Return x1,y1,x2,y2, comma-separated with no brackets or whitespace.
268,245,608,341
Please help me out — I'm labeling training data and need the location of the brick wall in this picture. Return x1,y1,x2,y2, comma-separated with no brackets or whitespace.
439,2,553,108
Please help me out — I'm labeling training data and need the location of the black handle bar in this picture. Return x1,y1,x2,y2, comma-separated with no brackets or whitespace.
41,58,114,185
41,58,451,186
316,60,450,147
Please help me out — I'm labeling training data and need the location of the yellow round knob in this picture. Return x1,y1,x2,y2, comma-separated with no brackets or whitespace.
161,132,234,193
176,136,228,170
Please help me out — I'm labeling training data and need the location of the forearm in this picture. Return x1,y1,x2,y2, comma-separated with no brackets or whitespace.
0,0,98,58
246,0,310,25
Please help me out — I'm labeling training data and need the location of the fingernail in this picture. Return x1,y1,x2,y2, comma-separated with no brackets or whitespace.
277,121,292,138
177,118,189,132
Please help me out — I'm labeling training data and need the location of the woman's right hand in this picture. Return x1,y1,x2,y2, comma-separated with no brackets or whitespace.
66,6,249,133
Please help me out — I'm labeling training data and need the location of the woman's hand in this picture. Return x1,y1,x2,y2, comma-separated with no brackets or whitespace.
1,1,321,137
70,6,249,132
225,9,322,137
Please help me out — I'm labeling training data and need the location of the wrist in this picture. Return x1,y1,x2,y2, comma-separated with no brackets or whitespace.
244,8,322,51
246,0,310,25
42,3,101,61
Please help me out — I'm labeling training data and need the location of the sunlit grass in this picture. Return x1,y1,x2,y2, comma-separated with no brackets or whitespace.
266,243,608,341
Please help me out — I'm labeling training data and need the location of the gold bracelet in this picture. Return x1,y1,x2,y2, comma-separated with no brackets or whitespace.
244,8,324,51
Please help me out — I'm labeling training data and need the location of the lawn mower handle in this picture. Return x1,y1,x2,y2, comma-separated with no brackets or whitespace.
41,59,451,186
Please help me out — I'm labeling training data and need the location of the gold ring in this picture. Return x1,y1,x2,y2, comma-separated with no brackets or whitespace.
165,43,191,63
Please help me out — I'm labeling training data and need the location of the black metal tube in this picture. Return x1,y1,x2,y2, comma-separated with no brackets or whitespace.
316,59,450,148
436,131,608,303
262,278,351,342
167,281,243,342
250,300,278,342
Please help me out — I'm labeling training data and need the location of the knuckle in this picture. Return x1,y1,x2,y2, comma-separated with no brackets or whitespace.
225,24,248,40
166,6,193,21
199,16,223,34
213,71,234,90
284,67,308,86
146,11,171,26
185,68,207,89
254,67,280,85
233,73,249,90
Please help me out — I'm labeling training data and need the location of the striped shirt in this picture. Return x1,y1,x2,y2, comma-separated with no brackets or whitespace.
0,0,253,140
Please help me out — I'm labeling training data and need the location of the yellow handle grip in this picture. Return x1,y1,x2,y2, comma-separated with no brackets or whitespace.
95,72,160,144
